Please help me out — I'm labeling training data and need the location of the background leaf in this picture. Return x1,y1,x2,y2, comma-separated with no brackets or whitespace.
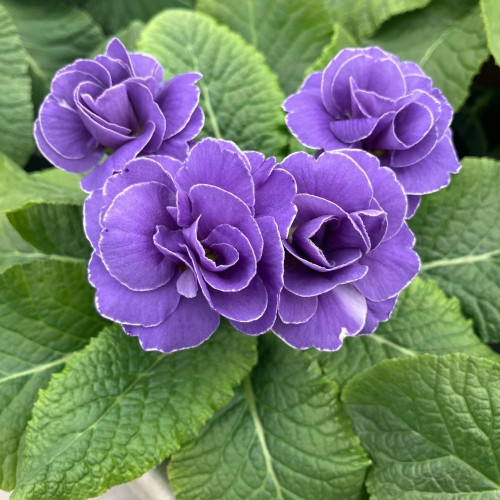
316,277,498,389
325,0,431,39
12,323,257,500
138,10,288,157
0,156,85,214
169,335,369,500
2,0,104,109
197,0,333,94
0,260,106,491
410,157,500,343
7,203,91,260
83,0,196,34
365,0,489,110
306,23,357,74
343,354,500,498
0,3,33,166
480,0,500,64
0,215,41,273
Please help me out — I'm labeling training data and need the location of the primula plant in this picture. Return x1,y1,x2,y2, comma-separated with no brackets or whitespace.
0,1,499,499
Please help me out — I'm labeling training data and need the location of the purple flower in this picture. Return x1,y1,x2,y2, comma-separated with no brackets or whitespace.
84,138,296,352
283,47,460,217
272,149,420,351
34,38,204,192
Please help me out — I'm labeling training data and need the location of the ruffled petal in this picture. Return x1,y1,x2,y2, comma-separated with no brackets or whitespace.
124,293,220,353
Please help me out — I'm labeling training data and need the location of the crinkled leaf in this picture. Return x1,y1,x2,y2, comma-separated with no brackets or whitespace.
316,277,497,389
343,354,500,498
2,0,104,109
7,203,91,260
0,4,33,166
365,0,489,110
0,260,106,491
410,157,500,342
306,23,357,75
83,0,196,33
169,335,369,500
480,0,500,64
0,155,85,214
12,323,257,499
197,0,333,94
138,10,288,157
325,0,431,39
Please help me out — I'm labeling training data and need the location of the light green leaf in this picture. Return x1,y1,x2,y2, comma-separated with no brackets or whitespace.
90,19,145,57
84,0,196,33
306,23,357,75
410,157,500,342
365,0,489,110
0,260,106,491
197,0,333,94
7,203,91,260
0,215,41,273
30,167,83,193
343,354,500,498
138,10,288,157
12,323,257,499
0,4,33,166
325,0,431,39
2,0,104,108
316,277,497,389
0,155,86,214
169,335,369,500
480,0,500,64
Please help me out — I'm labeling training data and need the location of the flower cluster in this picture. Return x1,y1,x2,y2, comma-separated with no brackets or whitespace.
33,40,462,353
283,47,460,216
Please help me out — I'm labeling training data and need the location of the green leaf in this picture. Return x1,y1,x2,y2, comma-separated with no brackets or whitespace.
0,155,85,214
365,0,489,110
306,22,357,75
138,10,288,157
30,167,83,193
0,215,42,273
197,0,333,94
316,277,497,389
90,19,145,57
325,0,431,39
2,0,104,109
12,323,257,499
83,0,196,33
480,0,500,64
169,335,369,500
343,354,500,498
0,4,33,166
7,203,91,260
410,157,500,343
0,260,106,491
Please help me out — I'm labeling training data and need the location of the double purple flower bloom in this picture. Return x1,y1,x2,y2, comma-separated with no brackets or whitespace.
84,139,295,352
284,47,460,216
34,41,440,352
35,38,203,192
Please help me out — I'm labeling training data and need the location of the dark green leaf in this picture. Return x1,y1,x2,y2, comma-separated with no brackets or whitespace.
0,3,33,165
12,323,257,499
197,0,333,94
169,335,369,500
410,157,500,342
0,260,106,491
